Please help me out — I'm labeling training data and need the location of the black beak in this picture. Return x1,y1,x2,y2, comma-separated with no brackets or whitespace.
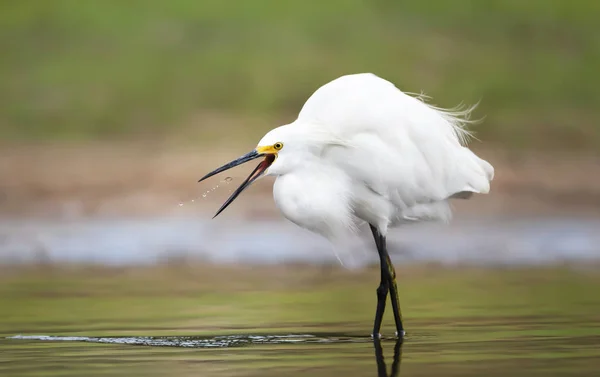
198,150,275,218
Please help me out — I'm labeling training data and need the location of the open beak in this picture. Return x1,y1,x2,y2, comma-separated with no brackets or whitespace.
198,150,276,218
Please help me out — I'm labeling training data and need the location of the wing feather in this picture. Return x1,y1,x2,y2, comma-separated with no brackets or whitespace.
298,73,494,218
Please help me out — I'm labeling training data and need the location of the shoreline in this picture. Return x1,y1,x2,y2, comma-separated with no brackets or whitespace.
1,143,599,219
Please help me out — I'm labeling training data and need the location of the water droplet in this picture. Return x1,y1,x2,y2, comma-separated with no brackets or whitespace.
178,203,184,207
202,194,206,198
191,199,195,202
224,177,233,183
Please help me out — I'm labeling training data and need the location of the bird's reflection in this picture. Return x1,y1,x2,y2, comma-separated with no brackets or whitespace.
373,338,403,377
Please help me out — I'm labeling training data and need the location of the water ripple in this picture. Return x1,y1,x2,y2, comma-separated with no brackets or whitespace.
8,334,389,348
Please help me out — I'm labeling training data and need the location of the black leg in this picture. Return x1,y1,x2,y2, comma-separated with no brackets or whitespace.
370,225,389,338
383,245,405,337
370,224,405,337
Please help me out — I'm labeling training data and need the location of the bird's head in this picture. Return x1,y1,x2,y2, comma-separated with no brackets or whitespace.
198,124,321,218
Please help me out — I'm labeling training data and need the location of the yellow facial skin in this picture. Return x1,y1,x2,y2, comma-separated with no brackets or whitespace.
256,142,283,155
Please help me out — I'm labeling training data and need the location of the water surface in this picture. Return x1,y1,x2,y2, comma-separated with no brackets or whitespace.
1,216,599,267
2,216,599,376
4,316,599,377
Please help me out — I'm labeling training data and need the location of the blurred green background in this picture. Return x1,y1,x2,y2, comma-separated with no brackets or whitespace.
1,0,599,149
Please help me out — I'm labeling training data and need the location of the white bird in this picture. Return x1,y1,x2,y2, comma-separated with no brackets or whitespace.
198,73,494,338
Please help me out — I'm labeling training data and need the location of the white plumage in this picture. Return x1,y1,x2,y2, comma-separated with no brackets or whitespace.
258,73,494,239
199,72,494,338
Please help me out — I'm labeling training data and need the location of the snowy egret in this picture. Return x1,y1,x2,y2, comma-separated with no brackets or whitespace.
198,73,494,338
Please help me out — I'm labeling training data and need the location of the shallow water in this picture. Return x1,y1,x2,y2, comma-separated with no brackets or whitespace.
1,216,600,267
2,266,599,376
3,317,599,376
2,215,599,376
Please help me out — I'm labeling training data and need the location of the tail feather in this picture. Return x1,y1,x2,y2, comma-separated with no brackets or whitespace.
449,148,495,199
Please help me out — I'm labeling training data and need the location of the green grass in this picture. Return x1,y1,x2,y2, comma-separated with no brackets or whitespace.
1,0,599,149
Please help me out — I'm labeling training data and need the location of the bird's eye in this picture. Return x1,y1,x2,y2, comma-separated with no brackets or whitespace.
273,142,283,150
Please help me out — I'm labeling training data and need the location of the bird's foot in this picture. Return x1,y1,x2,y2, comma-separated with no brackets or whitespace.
372,331,406,339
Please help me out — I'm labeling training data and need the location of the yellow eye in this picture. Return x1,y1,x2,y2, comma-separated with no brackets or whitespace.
273,142,283,150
